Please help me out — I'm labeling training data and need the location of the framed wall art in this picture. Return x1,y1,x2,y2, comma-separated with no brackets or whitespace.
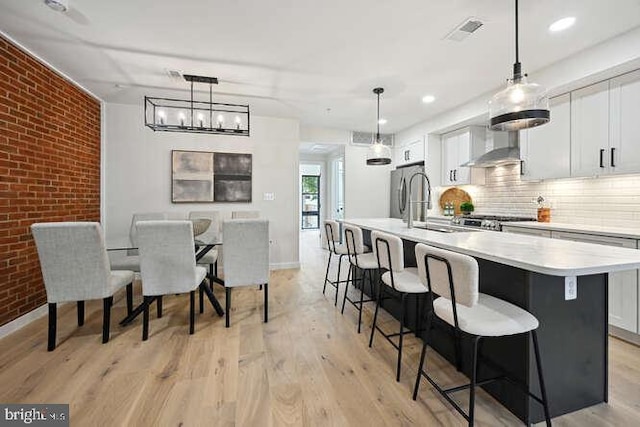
172,150,252,203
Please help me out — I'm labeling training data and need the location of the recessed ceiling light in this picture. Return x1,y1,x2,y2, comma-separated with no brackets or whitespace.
549,17,576,33
422,95,436,104
44,0,69,12
378,118,387,125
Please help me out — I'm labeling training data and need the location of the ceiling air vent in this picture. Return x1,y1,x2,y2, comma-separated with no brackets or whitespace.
351,131,394,147
166,69,184,82
445,17,484,42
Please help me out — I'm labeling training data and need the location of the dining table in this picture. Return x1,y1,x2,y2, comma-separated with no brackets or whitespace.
108,233,225,326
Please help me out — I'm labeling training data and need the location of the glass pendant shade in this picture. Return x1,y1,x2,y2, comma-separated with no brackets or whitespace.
366,87,391,165
489,75,550,131
366,141,392,165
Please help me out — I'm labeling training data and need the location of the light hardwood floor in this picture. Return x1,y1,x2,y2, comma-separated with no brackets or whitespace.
1,229,639,426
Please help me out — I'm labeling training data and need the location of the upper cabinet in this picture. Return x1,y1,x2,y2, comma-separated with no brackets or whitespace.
609,69,640,175
394,137,425,166
570,81,611,176
441,126,485,186
571,70,640,177
520,93,571,181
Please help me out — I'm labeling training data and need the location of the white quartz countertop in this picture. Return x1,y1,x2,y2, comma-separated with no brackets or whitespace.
343,218,640,277
503,221,640,240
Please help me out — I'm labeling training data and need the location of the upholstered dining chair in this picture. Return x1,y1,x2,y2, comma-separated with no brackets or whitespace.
109,212,169,272
221,219,269,327
136,220,208,340
188,211,220,283
231,210,260,219
31,222,135,351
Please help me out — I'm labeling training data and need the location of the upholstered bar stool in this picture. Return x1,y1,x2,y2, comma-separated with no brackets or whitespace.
341,224,378,333
369,230,429,382
412,243,551,427
322,220,349,306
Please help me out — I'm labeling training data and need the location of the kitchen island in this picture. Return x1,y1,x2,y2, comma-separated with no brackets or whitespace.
343,218,640,424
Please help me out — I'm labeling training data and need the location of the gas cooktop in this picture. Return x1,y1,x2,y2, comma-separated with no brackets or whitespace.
450,215,536,231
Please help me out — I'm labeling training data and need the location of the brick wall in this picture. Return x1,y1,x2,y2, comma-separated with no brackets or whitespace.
0,35,101,326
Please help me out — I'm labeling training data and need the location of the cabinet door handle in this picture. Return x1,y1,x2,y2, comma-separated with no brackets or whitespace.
453,169,457,181
599,149,605,168
611,147,616,167
449,170,452,181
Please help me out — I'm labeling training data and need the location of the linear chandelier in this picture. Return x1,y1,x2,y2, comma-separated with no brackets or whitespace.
144,74,250,136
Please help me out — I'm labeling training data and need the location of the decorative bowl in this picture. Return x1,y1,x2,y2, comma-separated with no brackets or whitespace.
190,218,212,236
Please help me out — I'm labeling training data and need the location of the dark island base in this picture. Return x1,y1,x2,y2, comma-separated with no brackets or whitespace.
359,231,607,425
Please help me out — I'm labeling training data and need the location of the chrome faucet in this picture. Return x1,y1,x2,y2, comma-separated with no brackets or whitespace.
407,172,432,229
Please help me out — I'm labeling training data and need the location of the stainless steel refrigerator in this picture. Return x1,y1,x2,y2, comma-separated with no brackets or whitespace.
390,164,426,222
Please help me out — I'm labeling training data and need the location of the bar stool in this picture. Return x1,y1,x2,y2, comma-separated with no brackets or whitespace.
369,230,429,382
341,224,378,333
412,243,552,427
322,220,348,306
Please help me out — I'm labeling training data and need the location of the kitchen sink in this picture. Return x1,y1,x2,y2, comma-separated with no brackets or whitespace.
413,223,479,233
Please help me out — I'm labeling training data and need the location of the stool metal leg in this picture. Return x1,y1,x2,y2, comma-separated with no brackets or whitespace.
397,293,407,382
532,330,552,427
413,311,433,400
341,264,353,314
334,254,344,306
468,336,482,426
323,253,332,295
357,269,366,334
369,282,383,348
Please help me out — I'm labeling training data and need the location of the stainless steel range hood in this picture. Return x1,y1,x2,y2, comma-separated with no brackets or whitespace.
461,131,520,167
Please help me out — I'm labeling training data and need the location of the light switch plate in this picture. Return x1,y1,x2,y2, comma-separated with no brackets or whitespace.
565,276,577,300
263,192,275,201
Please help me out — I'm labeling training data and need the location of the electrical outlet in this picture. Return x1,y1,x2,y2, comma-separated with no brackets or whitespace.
565,276,577,300
263,192,275,201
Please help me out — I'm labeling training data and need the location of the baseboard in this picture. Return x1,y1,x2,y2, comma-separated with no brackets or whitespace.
609,325,640,346
0,304,49,340
270,262,300,270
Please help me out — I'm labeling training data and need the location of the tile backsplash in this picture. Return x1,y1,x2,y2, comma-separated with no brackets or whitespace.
436,164,640,228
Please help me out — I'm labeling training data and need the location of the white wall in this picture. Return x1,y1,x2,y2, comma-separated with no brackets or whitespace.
103,103,300,269
300,125,391,220
344,144,392,218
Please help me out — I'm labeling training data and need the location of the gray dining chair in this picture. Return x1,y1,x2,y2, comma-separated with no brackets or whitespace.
136,220,207,340
31,222,135,351
109,212,169,272
221,219,270,327
188,211,220,283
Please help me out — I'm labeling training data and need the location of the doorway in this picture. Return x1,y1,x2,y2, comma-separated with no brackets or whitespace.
301,174,320,229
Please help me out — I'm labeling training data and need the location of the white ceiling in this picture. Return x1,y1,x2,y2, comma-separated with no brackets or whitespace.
1,0,639,133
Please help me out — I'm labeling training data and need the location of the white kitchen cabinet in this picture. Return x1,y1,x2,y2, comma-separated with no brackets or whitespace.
551,230,638,334
570,81,610,177
441,126,485,186
520,94,571,181
609,69,640,174
395,137,425,166
501,226,552,238
570,72,640,177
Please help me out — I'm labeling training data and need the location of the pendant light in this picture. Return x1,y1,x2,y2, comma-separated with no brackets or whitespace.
489,0,550,131
366,87,392,165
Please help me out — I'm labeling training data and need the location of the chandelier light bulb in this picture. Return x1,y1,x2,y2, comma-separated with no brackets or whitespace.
197,113,204,127
216,114,225,129
234,116,242,130
178,111,186,126
157,110,166,125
